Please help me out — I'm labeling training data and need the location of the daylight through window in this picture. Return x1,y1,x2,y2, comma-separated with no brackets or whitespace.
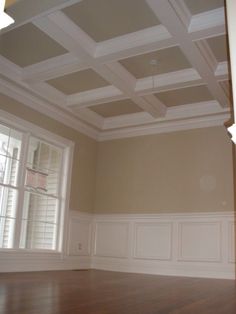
0,120,71,252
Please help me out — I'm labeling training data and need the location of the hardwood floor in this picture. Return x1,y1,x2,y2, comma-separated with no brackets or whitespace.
0,270,235,314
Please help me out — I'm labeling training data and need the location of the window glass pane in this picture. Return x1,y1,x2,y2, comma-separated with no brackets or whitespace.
26,137,62,196
0,126,22,160
49,148,62,172
0,187,17,219
0,125,10,157
20,220,57,250
22,192,58,223
0,217,15,248
0,157,19,186
8,129,22,160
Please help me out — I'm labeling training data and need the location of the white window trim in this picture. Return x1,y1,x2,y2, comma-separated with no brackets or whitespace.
0,109,74,257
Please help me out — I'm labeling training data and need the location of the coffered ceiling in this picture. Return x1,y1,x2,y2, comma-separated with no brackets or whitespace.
0,0,232,140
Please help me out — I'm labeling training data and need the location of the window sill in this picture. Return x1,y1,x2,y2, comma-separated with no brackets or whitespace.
0,249,64,260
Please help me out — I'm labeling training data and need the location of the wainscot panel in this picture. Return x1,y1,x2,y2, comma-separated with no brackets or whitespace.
91,212,235,279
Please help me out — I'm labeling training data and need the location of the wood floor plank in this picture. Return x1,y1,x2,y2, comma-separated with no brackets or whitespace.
0,270,235,313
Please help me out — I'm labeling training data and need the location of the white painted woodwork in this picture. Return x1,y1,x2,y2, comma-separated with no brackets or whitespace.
94,222,129,258
0,211,234,279
0,0,231,139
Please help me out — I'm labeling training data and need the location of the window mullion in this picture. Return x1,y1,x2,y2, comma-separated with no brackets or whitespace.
13,132,30,249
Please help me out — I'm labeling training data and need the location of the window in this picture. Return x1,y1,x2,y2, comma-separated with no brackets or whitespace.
0,117,73,253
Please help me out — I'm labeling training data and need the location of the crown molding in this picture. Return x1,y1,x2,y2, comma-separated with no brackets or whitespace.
99,113,230,141
73,107,104,129
0,77,99,140
0,75,230,142
102,101,229,130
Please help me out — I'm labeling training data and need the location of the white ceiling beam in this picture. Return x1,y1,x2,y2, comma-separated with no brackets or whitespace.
33,12,164,118
215,62,229,81
135,68,202,94
67,86,124,108
146,0,229,108
22,53,88,83
194,40,218,73
72,107,104,129
95,25,174,61
190,25,226,41
142,94,167,117
188,8,225,33
102,100,229,130
22,5,225,85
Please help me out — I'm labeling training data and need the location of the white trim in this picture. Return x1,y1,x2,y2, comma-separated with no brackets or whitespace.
95,25,172,59
215,61,229,78
99,113,230,141
0,78,99,140
0,111,75,256
189,8,225,33
0,211,234,278
91,211,235,279
135,68,202,94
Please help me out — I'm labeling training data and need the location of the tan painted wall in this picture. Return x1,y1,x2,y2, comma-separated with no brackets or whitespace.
94,127,234,214
0,94,97,213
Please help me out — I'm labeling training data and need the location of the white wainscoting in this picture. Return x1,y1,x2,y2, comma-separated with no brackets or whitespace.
0,211,235,279
91,212,235,279
0,210,93,272
94,221,129,258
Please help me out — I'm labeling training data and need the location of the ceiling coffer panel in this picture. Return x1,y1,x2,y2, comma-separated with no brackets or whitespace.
155,85,214,107
90,99,143,117
63,0,160,42
119,46,191,79
0,23,68,67
47,69,110,95
183,0,224,15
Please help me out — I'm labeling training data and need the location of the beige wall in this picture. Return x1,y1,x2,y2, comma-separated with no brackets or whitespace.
0,93,97,213
0,93,234,215
94,127,234,214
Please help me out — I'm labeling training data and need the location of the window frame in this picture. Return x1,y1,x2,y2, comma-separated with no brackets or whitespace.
0,109,74,257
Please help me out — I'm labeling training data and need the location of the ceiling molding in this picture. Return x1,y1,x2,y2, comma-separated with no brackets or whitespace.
73,107,104,129
0,77,99,140
102,101,229,130
98,113,230,141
